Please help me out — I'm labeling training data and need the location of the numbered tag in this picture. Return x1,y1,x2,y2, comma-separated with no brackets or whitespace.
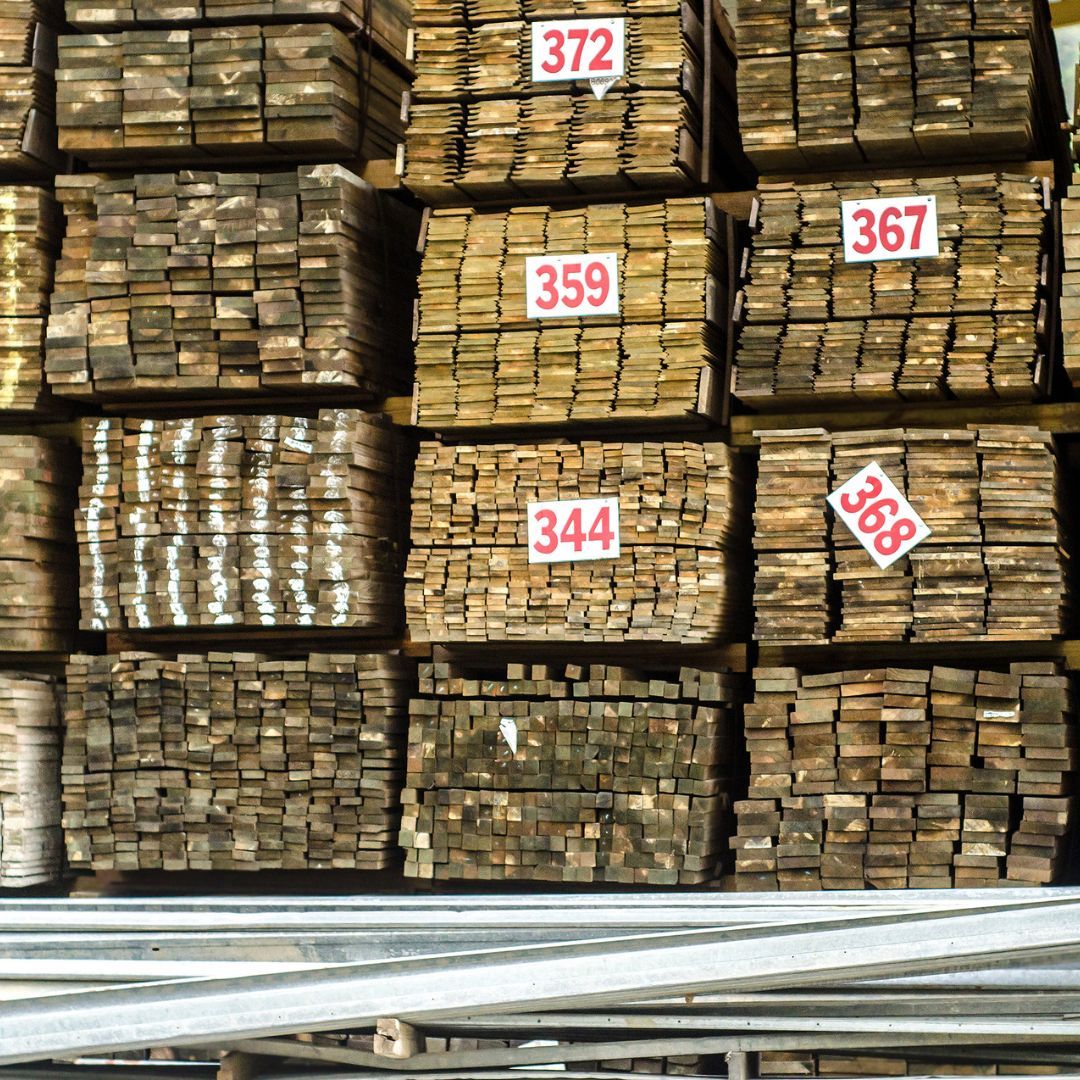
841,195,939,263
531,18,625,99
527,497,620,565
826,462,931,570
525,253,619,319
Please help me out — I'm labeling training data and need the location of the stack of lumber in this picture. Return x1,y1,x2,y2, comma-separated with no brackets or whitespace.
0,185,59,412
414,198,730,429
55,22,407,165
0,435,76,652
752,426,1067,645
736,0,1063,171
734,174,1052,409
406,439,749,644
0,0,63,175
0,673,61,886
1061,178,1080,387
405,0,745,204
400,661,739,884
44,168,419,399
61,651,413,871
75,410,409,632
733,662,1076,891
762,1052,1071,1077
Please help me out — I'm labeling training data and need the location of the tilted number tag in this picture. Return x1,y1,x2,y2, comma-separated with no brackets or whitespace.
525,253,619,319
827,462,931,570
841,195,939,263
527,497,620,565
531,18,625,99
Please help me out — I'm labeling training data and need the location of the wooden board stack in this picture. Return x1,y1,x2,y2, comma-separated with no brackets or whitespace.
44,167,419,399
75,410,409,632
752,426,1068,646
761,1052,1072,1077
404,0,746,205
0,673,61,886
736,0,1065,172
0,0,63,176
414,198,732,429
733,662,1077,891
61,651,413,871
400,661,739,884
406,439,749,644
733,174,1053,409
0,434,76,652
1062,174,1080,387
55,22,407,166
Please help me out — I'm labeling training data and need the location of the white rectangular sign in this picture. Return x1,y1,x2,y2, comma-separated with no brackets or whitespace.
841,194,939,263
525,253,619,319
531,18,625,89
527,497,620,565
826,461,931,570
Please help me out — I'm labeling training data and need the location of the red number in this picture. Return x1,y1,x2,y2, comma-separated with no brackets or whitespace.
560,507,586,552
533,509,559,555
584,261,610,307
905,203,928,248
534,263,558,311
879,206,904,253
858,497,898,534
540,28,565,74
589,26,614,72
875,518,917,557
851,208,876,256
588,505,615,549
567,26,589,69
561,262,584,307
839,474,882,515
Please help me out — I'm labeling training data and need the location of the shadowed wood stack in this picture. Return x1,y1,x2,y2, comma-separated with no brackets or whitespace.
414,198,733,430
752,426,1068,646
76,410,409,632
734,662,1076,891
1061,171,1080,387
61,651,413,871
400,661,740,883
733,174,1053,408
403,0,746,205
761,1052,1074,1077
736,0,1066,172
406,439,749,644
0,434,76,652
55,22,407,166
44,168,419,399
0,673,61,886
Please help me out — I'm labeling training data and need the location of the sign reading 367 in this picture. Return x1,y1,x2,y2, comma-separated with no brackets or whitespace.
841,195,939,263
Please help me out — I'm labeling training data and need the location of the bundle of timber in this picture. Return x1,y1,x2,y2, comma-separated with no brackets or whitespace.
0,185,59,413
753,426,1068,646
761,1052,1073,1076
55,23,406,166
61,651,413,871
407,439,749,644
0,673,62,886
0,435,76,652
404,0,745,204
0,0,63,175
76,410,409,632
1062,177,1080,388
736,0,1065,172
45,168,419,400
401,660,739,883
414,198,732,430
734,662,1077,891
734,174,1054,409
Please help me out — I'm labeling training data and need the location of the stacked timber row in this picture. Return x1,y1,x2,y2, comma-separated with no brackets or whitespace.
1059,70,1080,389
761,1053,1073,1077
76,410,410,632
0,673,62,885
406,440,749,644
753,426,1068,646
61,652,413,871
44,168,420,399
736,0,1065,172
403,0,748,204
733,662,1076,891
733,174,1055,407
414,198,734,429
400,661,740,883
